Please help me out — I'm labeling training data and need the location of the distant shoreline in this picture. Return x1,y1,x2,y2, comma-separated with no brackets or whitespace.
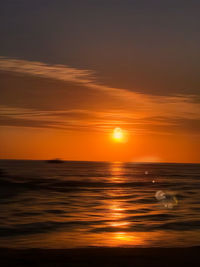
0,247,199,267
0,159,200,165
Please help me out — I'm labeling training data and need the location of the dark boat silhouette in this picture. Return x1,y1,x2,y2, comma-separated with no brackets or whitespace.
46,158,64,164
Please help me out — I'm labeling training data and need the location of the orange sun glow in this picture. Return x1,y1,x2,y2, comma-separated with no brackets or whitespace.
113,127,124,142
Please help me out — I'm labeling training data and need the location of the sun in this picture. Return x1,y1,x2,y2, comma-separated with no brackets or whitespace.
113,127,123,142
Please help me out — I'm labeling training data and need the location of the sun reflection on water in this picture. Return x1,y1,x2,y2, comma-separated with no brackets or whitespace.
103,162,144,245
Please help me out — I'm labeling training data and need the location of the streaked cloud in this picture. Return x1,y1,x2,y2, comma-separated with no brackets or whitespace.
0,57,94,84
0,57,200,136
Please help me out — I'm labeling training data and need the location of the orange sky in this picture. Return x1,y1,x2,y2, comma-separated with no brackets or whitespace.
0,58,200,163
0,1,200,163
1,117,199,163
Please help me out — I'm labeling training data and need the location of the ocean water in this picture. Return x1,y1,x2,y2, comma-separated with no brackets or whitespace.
0,160,200,248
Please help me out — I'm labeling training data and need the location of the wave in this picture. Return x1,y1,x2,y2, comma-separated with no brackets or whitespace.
0,161,200,248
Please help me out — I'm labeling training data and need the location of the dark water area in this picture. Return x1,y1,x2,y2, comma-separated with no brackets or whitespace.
0,160,200,248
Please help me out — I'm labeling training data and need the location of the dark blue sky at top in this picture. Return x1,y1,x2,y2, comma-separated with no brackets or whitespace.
0,0,200,96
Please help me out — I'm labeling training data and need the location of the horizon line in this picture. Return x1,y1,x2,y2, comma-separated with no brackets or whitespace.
0,158,199,165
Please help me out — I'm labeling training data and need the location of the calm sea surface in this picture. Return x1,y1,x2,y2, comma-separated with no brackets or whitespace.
0,160,200,248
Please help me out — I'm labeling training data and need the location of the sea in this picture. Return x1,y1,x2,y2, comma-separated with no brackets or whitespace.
0,160,200,248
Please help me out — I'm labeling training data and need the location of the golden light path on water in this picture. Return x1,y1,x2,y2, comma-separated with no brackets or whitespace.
102,162,144,246
1,161,200,249
55,162,146,248
49,162,145,248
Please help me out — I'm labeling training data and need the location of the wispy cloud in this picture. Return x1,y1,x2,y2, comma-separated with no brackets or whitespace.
0,57,200,135
0,57,94,83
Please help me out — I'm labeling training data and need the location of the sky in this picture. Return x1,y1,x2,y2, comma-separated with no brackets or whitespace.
0,0,200,163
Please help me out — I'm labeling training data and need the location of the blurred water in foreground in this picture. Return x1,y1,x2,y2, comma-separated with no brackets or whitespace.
0,160,200,248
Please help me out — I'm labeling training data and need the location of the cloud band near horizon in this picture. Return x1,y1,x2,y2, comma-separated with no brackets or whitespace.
0,57,200,136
